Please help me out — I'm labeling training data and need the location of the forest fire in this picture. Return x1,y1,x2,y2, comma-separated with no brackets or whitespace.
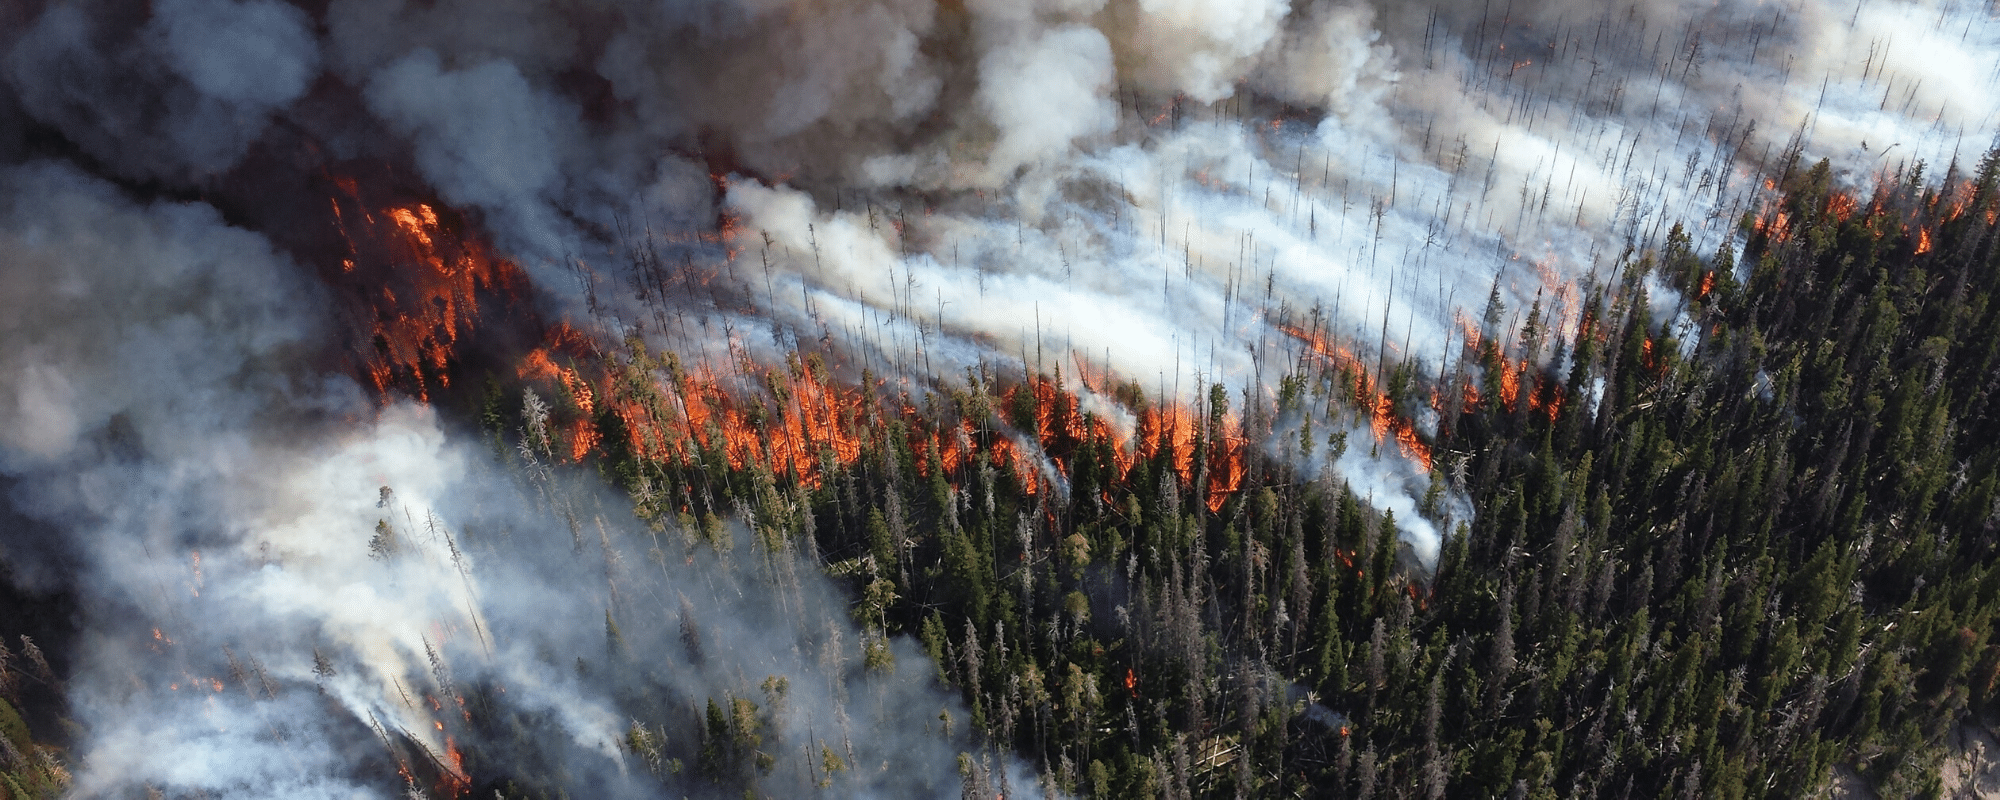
1498,361,1523,411
442,738,469,797
987,436,1040,495
517,347,603,462
1277,324,1433,471
15,0,2000,795
506,339,1130,502
328,176,534,403
320,167,1354,526
1139,405,1198,481
1205,413,1245,512
1527,376,1564,422
1760,209,1792,243
501,328,1276,515
316,169,1446,530
1455,311,1482,355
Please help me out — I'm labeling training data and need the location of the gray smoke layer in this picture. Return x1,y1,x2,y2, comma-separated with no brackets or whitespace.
7,0,317,179
3,0,1999,794
0,161,1009,797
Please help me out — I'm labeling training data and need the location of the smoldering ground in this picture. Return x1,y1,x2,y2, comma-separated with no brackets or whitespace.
2,0,1999,795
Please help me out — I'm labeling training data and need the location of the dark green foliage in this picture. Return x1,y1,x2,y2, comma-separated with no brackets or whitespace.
0,698,62,798
565,151,2000,798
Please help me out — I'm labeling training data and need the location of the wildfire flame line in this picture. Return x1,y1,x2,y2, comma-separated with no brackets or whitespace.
506,336,1269,514
1276,324,1434,471
337,178,1447,527
329,175,533,404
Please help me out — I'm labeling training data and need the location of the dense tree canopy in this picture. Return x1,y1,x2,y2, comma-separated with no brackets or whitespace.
10,150,2000,800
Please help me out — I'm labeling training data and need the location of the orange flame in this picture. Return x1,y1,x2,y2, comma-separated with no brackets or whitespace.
329,177,533,403
1498,362,1522,412
1205,413,1245,513
333,186,1280,526
1139,405,1197,483
518,348,604,461
1526,374,1564,422
441,736,469,797
1759,210,1792,243
1456,310,1483,355
991,436,1043,495
1277,324,1433,471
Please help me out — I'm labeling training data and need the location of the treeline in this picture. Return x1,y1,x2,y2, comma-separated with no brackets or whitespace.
485,148,2000,799
0,637,68,799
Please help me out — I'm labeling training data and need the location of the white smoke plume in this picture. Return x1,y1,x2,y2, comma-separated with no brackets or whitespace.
3,0,1999,794
0,160,1013,797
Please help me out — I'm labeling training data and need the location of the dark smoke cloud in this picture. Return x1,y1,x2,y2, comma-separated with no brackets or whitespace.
362,48,583,259
7,0,318,179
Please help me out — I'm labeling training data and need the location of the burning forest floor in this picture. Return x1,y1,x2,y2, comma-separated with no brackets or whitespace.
8,0,2000,795
2,141,2000,799
2,140,2000,800
120,148,2000,796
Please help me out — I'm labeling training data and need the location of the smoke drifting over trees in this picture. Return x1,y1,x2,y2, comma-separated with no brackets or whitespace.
0,0,1997,796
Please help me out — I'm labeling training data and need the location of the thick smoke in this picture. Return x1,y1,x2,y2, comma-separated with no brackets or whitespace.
6,0,317,179
361,49,584,260
0,160,1006,797
3,0,1999,794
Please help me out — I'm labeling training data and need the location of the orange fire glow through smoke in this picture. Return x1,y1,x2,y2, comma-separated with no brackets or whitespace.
340,184,1289,522
1139,405,1197,483
1278,324,1433,472
332,178,532,404
1205,413,1245,513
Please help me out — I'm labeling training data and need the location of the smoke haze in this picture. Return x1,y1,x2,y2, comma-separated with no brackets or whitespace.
2,0,1997,794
